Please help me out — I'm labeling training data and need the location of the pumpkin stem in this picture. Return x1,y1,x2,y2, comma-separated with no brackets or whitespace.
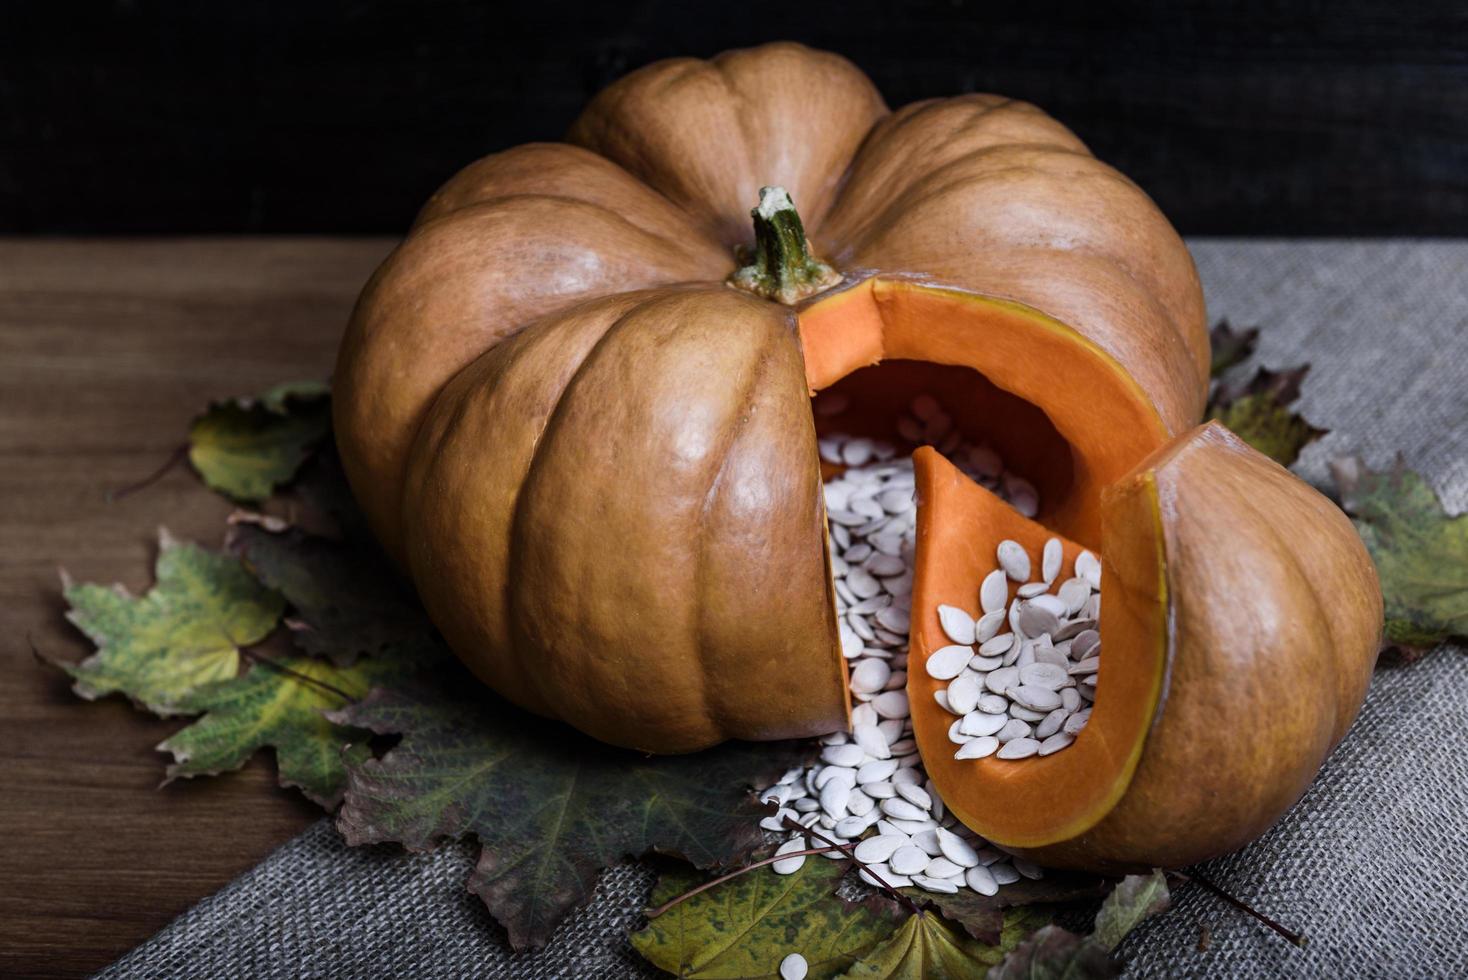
727,186,842,305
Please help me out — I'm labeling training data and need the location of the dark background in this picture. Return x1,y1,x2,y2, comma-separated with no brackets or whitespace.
3,0,1466,235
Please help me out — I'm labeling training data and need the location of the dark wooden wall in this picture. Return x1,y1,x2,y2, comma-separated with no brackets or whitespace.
3,0,1466,234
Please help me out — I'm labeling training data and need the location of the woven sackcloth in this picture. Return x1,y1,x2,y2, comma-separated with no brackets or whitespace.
99,241,1468,979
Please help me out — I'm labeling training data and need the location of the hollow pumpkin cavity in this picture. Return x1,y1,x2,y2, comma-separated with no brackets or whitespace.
797,276,1178,850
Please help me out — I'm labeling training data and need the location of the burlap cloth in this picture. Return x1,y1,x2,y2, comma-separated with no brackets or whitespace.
98,241,1468,979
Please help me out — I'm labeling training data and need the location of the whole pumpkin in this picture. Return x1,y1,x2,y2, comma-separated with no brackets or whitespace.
335,41,1208,753
334,42,1382,871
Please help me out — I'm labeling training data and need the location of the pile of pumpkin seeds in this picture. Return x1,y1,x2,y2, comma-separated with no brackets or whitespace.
754,394,1045,897
929,540,1102,761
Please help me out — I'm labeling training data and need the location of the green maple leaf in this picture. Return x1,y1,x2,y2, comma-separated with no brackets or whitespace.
189,380,331,502
332,679,816,951
634,862,901,979
835,908,1040,979
56,530,284,711
1209,319,1260,378
158,651,417,807
1206,365,1326,466
227,519,431,665
986,871,1171,979
1091,870,1170,951
902,872,1108,943
1332,456,1467,650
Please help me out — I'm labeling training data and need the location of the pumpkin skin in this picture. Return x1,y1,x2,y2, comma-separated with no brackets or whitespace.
333,41,1212,753
909,423,1383,870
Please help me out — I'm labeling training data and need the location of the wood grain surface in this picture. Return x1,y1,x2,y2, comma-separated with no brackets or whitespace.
0,238,394,979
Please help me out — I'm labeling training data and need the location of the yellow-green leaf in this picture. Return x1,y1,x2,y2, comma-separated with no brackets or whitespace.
1206,365,1325,467
835,909,1037,979
158,651,417,807
1091,870,1170,951
633,861,899,979
985,925,1116,980
56,530,284,711
188,380,330,502
1333,456,1467,650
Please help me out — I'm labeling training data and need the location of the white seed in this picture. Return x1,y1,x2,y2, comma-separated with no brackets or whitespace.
1058,578,1091,616
760,808,794,831
1069,657,1101,675
881,798,928,821
997,719,1032,742
997,737,1041,759
1014,858,1045,880
780,952,809,980
772,837,807,874
1042,537,1063,583
821,744,865,767
1064,709,1092,735
857,758,899,784
889,844,929,876
948,718,972,745
937,828,980,867
819,781,851,818
842,438,875,467
1076,550,1102,589
892,767,923,786
933,689,952,713
874,604,910,633
1008,703,1047,723
1019,662,1068,690
975,609,1006,642
851,703,878,728
937,605,977,644
947,673,983,716
866,552,906,576
852,723,891,760
985,666,1020,695
847,568,882,599
1028,594,1068,618
912,874,960,894
839,625,863,659
991,861,1022,885
850,659,892,694
924,645,972,680
1018,603,1060,639
925,856,964,879
1016,582,1050,598
818,438,843,463
979,569,1009,614
978,693,1009,714
860,862,912,889
895,782,932,810
969,654,1003,671
1072,629,1100,660
910,828,943,856
954,736,999,760
960,711,1007,737
965,864,1000,895
978,632,1014,657
873,690,909,720
1038,732,1076,756
1008,685,1062,712
864,781,896,799
1061,688,1082,712
1036,708,1070,739
997,540,1031,581
853,833,907,864
847,789,875,817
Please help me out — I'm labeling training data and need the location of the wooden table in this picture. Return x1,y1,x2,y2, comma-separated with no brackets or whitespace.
0,239,395,979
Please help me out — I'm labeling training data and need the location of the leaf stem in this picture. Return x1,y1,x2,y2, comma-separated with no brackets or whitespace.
107,443,189,502
240,647,358,704
789,816,924,917
1173,871,1307,948
642,846,845,918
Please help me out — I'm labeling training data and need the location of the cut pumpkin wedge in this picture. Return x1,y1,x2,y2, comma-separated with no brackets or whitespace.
909,446,1167,848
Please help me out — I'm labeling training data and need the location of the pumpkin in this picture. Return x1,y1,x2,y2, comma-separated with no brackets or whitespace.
334,42,1383,868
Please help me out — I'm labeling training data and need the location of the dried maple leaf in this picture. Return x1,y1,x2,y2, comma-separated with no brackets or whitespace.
1207,365,1326,467
1209,319,1260,379
158,646,417,807
188,380,330,502
986,871,1171,978
52,529,283,711
227,517,432,666
1332,455,1467,652
332,678,817,951
633,861,900,978
835,908,1038,979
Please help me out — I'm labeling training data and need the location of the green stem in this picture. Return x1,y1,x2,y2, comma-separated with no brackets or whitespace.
727,186,842,305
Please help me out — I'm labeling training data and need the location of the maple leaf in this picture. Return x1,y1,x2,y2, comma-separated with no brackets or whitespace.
835,908,1040,979
227,517,431,666
985,871,1171,979
53,529,283,712
1332,455,1468,652
903,872,1110,943
332,677,817,951
1206,365,1326,466
188,380,331,502
1209,319,1260,378
157,646,418,807
633,861,901,978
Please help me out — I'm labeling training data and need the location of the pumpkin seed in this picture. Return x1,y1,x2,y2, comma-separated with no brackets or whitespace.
925,856,963,879
965,864,999,896
780,953,809,980
1064,709,1092,734
1019,662,1068,689
772,837,807,875
853,833,906,864
896,782,932,809
996,540,1030,581
954,736,999,760
985,666,1021,695
947,673,983,715
889,844,929,876
997,737,1041,760
1042,537,1063,583
960,711,1007,737
850,659,891,694
977,693,1009,714
990,862,1022,885
978,632,1014,656
1016,581,1051,598
913,874,960,894
996,719,1032,742
1017,603,1060,639
1038,732,1075,756
857,758,899,784
937,604,977,644
925,644,973,680
979,569,1009,614
1076,550,1102,589
873,690,908,719
1014,858,1045,880
1036,708,1070,739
